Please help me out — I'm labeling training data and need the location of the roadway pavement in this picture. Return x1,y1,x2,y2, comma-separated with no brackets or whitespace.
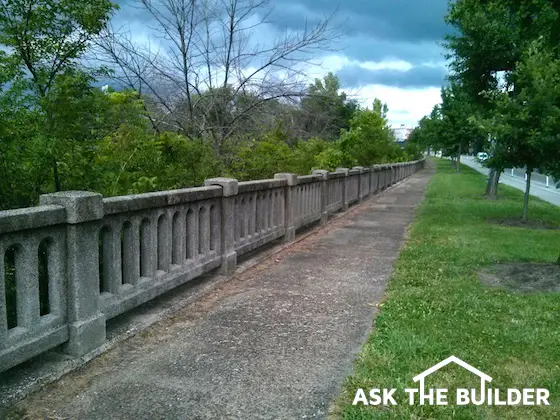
461,156,560,206
3,166,434,419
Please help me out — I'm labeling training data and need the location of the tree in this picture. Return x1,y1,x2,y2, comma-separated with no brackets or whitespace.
228,129,295,180
291,137,329,174
408,107,445,155
316,99,401,169
0,0,117,193
485,40,560,219
408,89,484,173
97,0,340,154
444,0,560,196
439,83,486,172
300,72,358,141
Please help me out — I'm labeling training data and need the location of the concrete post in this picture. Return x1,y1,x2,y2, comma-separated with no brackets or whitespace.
336,168,350,211
312,170,329,225
274,173,298,241
386,165,390,185
39,191,106,357
352,166,364,201
363,167,371,197
204,178,238,275
369,166,376,195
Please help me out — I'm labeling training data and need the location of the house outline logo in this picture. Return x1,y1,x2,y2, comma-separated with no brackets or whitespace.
351,354,551,407
412,355,492,400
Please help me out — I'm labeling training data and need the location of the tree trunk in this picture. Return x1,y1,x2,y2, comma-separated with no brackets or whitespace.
485,168,501,198
522,170,531,220
52,157,61,192
456,144,461,173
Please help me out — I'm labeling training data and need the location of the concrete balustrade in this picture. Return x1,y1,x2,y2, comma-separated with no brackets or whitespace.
0,158,425,372
324,171,345,215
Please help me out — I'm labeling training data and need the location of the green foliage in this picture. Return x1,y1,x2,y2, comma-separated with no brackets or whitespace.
228,131,295,180
0,4,415,211
156,133,222,190
291,137,330,174
485,41,560,173
402,140,423,162
325,100,405,169
408,82,486,170
482,40,560,217
300,72,359,141
445,0,560,109
315,146,346,172
0,0,117,93
0,0,118,206
96,127,222,196
227,100,413,179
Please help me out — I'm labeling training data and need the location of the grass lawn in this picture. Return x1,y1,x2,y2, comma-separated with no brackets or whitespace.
334,159,560,419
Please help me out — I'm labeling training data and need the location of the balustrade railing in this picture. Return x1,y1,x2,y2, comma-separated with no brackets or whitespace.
0,158,425,372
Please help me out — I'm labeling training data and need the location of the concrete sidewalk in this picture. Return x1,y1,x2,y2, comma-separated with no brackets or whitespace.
4,167,433,420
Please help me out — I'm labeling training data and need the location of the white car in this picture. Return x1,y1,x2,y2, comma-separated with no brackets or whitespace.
476,152,489,163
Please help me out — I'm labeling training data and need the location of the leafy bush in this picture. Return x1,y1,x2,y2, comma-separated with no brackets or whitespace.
228,131,295,180
291,137,330,174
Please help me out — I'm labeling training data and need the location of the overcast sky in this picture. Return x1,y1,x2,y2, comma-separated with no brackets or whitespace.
112,0,451,128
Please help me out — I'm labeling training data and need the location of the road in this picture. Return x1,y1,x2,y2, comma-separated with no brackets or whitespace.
461,156,560,206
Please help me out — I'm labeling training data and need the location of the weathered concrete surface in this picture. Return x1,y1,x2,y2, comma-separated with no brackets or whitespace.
4,167,432,420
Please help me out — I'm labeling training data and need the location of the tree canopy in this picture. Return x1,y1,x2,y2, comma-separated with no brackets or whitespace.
412,0,560,219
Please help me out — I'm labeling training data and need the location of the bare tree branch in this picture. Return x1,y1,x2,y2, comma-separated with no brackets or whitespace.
94,0,341,151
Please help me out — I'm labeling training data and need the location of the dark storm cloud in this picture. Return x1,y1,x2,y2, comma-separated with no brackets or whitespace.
109,0,450,90
113,0,154,23
269,0,451,43
337,63,448,89
341,35,445,65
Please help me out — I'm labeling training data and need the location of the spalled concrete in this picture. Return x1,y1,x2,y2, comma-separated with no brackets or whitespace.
3,168,432,420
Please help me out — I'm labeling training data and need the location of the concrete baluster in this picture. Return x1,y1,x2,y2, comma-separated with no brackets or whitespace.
39,191,106,356
204,178,238,275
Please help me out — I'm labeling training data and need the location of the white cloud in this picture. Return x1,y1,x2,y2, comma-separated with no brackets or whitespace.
306,54,416,79
303,55,443,127
359,60,413,71
347,84,442,127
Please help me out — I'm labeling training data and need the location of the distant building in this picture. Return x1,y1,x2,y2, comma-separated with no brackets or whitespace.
392,124,413,142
